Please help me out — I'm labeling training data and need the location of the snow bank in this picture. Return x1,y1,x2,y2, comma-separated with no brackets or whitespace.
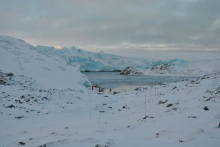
0,36,90,90
0,69,220,147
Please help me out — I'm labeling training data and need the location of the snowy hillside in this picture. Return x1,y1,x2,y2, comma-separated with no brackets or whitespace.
0,36,90,90
36,46,187,72
0,35,220,147
1,68,220,147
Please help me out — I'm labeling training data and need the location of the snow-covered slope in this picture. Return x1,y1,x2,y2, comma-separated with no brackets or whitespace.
36,46,187,72
0,69,220,147
0,36,90,90
0,36,220,147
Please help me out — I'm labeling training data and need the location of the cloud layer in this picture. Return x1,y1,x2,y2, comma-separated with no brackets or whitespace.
0,0,220,52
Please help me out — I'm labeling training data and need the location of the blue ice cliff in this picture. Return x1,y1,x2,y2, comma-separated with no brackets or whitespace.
36,46,187,71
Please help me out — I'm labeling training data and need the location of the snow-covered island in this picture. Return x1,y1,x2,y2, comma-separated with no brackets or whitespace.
120,64,190,76
120,62,219,77
1,36,220,147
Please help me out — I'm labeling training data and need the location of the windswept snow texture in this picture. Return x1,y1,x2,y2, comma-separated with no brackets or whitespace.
36,46,187,72
0,36,90,90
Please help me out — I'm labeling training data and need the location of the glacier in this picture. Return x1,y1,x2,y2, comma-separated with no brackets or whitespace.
36,46,188,72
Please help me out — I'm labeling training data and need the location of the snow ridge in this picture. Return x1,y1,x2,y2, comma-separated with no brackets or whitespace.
0,35,90,90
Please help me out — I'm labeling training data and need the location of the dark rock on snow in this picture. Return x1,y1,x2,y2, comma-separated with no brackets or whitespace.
18,142,26,145
204,106,209,111
167,104,173,107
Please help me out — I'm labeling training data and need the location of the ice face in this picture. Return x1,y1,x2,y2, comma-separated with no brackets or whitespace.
36,46,188,71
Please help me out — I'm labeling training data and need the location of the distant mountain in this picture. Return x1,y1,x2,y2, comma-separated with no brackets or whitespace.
36,46,187,72
0,36,90,90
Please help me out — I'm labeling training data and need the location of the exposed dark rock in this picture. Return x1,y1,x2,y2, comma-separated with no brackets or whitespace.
172,86,177,90
20,95,25,99
167,104,173,107
113,91,119,95
158,100,168,104
143,116,148,119
18,142,26,145
120,67,143,75
6,104,15,108
188,116,197,118
0,79,6,85
39,144,46,147
204,106,209,111
15,116,24,119
151,63,174,75
6,73,13,77
42,97,49,101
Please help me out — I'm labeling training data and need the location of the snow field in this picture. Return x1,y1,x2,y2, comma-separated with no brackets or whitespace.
0,72,220,147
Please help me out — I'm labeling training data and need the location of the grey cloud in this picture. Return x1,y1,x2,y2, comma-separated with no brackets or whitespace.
0,0,220,52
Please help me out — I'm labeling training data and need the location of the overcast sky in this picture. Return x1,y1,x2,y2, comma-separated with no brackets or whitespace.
0,0,220,53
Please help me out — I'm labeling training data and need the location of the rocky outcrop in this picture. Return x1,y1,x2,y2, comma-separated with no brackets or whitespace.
149,64,175,75
120,67,144,75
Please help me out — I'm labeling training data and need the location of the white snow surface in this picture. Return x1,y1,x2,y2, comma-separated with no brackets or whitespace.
0,36,90,90
0,36,220,147
1,69,220,147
